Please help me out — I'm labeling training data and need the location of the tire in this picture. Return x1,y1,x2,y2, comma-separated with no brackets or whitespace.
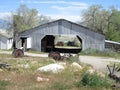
12,49,24,58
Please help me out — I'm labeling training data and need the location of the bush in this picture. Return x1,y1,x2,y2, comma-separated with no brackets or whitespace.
77,73,111,87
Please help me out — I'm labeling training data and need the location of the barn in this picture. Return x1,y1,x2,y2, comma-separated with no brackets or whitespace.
18,19,105,53
0,33,13,49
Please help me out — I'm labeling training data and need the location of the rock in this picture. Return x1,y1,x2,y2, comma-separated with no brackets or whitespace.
36,76,49,82
71,62,82,70
87,68,95,74
37,64,64,73
0,69,3,72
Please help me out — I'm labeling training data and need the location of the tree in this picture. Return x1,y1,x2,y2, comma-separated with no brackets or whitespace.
13,4,40,33
82,5,110,33
81,5,120,42
39,15,51,25
0,14,13,36
12,4,51,48
106,7,120,42
13,4,51,32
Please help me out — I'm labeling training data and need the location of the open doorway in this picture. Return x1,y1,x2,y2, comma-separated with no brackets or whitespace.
21,37,27,50
41,35,55,52
41,35,82,53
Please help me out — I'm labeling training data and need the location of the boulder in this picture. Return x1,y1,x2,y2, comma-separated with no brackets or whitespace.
71,62,82,70
0,69,3,72
87,68,95,74
37,64,64,73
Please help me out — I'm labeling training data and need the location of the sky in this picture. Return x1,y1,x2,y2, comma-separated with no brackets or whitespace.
0,0,120,22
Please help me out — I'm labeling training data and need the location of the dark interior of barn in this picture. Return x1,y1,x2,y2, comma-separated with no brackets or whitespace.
41,35,82,53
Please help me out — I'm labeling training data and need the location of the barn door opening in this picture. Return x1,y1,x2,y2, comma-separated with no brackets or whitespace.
21,37,27,50
41,35,55,52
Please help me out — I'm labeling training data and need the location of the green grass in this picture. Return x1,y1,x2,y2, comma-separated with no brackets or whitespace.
77,72,111,87
80,48,120,59
0,80,10,90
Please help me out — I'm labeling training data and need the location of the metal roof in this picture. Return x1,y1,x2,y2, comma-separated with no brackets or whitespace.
105,40,120,45
19,19,105,36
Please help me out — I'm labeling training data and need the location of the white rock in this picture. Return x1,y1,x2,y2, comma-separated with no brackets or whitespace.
37,64,64,73
87,68,95,74
0,69,3,72
37,76,50,82
71,62,82,69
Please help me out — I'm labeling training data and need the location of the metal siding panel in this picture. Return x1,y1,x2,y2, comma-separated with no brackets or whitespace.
19,19,105,51
0,37,7,49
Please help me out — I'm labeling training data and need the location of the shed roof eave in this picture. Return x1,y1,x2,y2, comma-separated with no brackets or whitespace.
105,40,120,45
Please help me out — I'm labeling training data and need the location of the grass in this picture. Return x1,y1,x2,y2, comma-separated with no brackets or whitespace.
80,48,120,59
77,72,111,87
0,80,10,90
0,53,113,90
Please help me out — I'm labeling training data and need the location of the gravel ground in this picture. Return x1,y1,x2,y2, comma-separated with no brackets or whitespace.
0,50,120,72
0,50,48,57
79,56,120,72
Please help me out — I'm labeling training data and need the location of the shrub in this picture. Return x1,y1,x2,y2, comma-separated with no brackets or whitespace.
77,73,111,87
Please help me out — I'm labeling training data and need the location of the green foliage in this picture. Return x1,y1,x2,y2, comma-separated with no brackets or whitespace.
77,73,111,87
13,4,40,33
82,5,109,33
13,4,51,33
82,5,120,42
106,7,120,42
0,80,10,90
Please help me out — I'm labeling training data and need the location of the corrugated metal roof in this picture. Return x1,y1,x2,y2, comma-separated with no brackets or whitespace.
19,19,105,36
105,40,120,45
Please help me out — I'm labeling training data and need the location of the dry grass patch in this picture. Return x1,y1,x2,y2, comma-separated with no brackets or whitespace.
0,54,113,90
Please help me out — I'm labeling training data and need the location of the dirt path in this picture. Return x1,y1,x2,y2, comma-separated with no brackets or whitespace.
79,56,120,72
0,50,48,57
0,50,120,72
